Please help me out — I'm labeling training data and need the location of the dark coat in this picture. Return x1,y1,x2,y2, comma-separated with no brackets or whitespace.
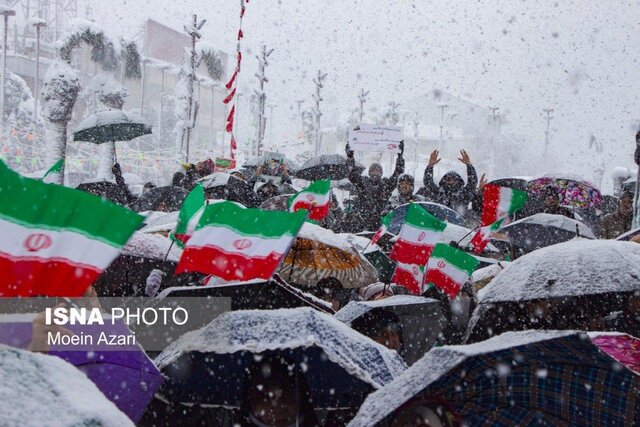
597,211,632,239
420,165,478,215
347,156,404,231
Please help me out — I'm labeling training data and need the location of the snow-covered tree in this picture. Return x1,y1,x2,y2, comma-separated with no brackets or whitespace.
42,61,80,184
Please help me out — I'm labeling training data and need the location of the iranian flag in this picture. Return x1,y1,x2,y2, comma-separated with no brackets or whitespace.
371,211,393,246
176,201,307,281
480,184,527,226
469,218,504,254
42,159,64,184
171,183,205,247
390,204,447,265
288,179,331,220
0,161,143,297
391,262,424,295
423,243,479,298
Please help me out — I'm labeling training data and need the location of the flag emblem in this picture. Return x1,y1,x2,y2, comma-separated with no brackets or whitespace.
232,239,253,250
24,234,52,252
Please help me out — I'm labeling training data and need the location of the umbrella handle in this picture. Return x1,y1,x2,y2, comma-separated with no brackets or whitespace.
113,141,118,165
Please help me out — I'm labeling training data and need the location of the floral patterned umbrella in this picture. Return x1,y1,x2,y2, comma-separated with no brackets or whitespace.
527,174,603,208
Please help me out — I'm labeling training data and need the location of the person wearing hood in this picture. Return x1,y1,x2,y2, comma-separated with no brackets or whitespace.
540,185,574,218
345,141,405,231
420,149,478,216
383,174,425,215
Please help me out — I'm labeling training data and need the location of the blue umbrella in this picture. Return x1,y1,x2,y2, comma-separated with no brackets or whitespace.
348,331,640,426
155,307,406,409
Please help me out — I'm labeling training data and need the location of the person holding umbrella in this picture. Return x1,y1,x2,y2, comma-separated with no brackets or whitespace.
597,190,634,239
345,141,405,231
540,185,574,218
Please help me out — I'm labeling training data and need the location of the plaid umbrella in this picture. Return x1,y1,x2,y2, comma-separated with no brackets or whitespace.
349,331,640,427
527,174,604,208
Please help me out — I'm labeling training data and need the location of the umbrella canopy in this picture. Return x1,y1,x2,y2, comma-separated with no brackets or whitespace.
129,186,189,212
336,295,447,365
387,202,467,233
356,230,396,253
76,181,131,205
155,308,407,409
243,151,300,172
140,211,180,235
527,173,604,208
278,222,379,288
617,226,640,241
157,275,335,313
196,173,259,207
501,213,595,253
348,330,640,427
488,177,530,191
478,240,640,304
0,344,135,426
295,154,365,181
259,194,291,211
466,240,640,342
73,110,152,144
122,231,182,262
341,233,396,282
591,333,640,374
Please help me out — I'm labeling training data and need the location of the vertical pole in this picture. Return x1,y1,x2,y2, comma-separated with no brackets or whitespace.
543,108,554,167
33,22,46,138
488,106,499,177
438,104,448,155
0,11,15,135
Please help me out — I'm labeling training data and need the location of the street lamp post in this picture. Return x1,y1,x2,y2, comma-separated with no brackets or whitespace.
32,19,47,137
0,8,15,136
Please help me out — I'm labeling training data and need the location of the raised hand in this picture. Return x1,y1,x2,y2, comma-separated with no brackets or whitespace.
398,140,405,156
428,150,441,167
478,173,488,191
458,149,472,165
345,142,354,158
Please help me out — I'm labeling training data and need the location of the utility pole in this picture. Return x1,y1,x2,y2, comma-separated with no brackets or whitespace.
438,103,448,154
358,89,369,123
489,106,500,177
412,112,421,176
32,18,47,138
543,107,554,167
312,70,327,156
255,44,273,156
182,14,205,163
0,8,15,136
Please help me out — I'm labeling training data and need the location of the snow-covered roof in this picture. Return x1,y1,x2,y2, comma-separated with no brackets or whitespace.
503,213,596,238
155,308,407,389
335,295,440,325
0,344,133,427
122,231,182,262
478,240,640,303
347,330,580,427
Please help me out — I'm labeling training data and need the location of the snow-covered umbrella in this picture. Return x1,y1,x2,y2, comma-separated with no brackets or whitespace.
278,222,379,288
488,176,531,191
295,154,365,181
196,172,258,207
258,193,291,211
0,344,134,426
335,295,447,365
155,307,407,410
466,240,640,342
73,110,152,145
501,212,595,253
129,186,189,212
341,233,396,282
242,151,300,172
347,331,640,427
527,173,604,208
387,202,467,233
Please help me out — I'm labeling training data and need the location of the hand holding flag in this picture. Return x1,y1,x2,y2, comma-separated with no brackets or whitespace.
288,179,331,221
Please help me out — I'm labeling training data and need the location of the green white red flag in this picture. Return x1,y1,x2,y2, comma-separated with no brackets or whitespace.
170,183,205,247
0,161,143,297
371,211,393,246
480,184,527,226
42,159,64,184
176,201,306,281
390,204,447,265
469,218,504,254
288,179,331,220
423,243,479,298
391,262,424,295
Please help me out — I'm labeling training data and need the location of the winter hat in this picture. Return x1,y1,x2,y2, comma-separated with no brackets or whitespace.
398,174,415,184
361,282,394,301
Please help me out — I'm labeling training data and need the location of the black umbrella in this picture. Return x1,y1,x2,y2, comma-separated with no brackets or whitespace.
335,295,447,365
157,275,334,313
388,202,467,233
242,151,300,172
73,110,152,164
197,172,258,207
295,154,365,181
488,177,529,191
501,212,595,254
129,186,189,212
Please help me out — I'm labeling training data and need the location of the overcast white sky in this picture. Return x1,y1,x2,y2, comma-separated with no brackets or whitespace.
90,0,640,187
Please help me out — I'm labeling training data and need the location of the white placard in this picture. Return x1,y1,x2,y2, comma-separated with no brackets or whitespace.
348,124,404,153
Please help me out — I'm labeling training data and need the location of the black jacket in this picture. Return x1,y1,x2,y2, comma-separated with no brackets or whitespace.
346,156,404,231
421,165,478,215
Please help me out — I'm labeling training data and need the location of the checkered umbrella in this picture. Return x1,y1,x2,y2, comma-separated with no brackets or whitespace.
348,331,640,427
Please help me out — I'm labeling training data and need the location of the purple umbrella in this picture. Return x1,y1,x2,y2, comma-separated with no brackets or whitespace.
0,317,162,422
